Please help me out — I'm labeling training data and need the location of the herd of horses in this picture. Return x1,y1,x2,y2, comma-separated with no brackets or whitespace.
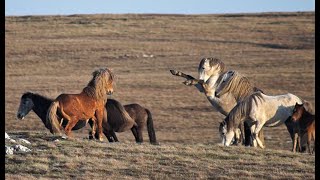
16,58,315,154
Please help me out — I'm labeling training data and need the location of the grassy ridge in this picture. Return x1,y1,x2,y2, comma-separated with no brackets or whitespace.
5,131,315,179
5,12,315,179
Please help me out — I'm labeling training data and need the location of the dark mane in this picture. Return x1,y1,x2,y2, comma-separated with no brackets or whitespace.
225,92,264,132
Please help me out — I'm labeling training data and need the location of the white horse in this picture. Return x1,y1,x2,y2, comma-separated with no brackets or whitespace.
219,92,303,148
170,57,264,145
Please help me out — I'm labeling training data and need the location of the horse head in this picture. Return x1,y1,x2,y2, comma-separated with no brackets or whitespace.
291,102,304,121
17,92,34,120
198,57,225,82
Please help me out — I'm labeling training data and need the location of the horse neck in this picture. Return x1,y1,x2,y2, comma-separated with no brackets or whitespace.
299,110,315,128
31,94,53,123
207,73,222,88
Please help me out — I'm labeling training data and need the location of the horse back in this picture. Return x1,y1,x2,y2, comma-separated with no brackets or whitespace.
56,93,100,118
124,104,148,125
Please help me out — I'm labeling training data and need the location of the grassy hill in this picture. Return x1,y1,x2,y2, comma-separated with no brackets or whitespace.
5,12,315,179
5,131,315,179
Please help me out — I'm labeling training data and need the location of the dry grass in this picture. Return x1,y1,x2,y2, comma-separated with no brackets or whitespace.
5,12,314,179
5,131,315,179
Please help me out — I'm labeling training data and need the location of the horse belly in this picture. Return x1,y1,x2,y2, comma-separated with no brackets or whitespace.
264,113,290,127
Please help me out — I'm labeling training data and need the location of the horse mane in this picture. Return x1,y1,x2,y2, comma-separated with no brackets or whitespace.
83,68,114,100
225,92,264,131
198,57,225,74
22,92,53,104
218,71,262,101
301,100,315,115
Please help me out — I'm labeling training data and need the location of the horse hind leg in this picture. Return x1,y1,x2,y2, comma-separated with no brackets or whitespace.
109,130,118,142
64,117,78,139
131,126,140,143
137,127,144,143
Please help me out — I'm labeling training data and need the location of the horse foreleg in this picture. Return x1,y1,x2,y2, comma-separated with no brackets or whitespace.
170,70,196,80
95,109,104,142
250,125,257,147
293,132,298,153
253,123,265,149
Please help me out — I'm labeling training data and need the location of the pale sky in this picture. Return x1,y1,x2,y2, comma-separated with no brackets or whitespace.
5,0,315,16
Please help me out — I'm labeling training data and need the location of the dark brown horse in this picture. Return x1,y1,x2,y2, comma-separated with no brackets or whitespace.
17,92,158,144
291,103,315,154
98,100,158,144
46,68,114,141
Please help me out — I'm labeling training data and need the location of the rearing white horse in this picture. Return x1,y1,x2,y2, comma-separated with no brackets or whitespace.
170,57,264,145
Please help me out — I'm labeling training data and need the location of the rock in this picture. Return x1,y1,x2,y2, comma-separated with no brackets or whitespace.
13,145,31,153
18,138,31,145
5,146,14,155
5,132,10,139
9,139,16,143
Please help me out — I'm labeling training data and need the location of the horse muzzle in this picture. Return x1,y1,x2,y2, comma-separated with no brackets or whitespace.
17,113,25,120
107,90,113,95
215,92,220,98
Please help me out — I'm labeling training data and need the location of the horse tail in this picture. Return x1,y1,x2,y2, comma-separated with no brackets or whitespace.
145,108,158,145
46,101,62,135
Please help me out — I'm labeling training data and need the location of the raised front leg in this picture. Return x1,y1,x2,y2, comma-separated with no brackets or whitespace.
170,70,196,80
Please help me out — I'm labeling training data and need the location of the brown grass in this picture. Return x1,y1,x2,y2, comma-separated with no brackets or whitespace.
5,12,314,179
5,131,315,179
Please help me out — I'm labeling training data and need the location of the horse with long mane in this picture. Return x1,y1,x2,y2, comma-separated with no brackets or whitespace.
170,57,264,146
290,103,315,154
46,68,114,141
219,92,303,148
17,92,158,144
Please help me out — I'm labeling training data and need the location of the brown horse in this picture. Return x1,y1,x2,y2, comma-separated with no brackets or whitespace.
291,103,315,154
17,92,158,144
46,68,114,141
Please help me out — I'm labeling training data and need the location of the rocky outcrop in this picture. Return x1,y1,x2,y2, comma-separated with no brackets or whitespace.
5,132,32,155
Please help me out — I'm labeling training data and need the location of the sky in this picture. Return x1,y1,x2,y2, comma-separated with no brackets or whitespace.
5,0,315,16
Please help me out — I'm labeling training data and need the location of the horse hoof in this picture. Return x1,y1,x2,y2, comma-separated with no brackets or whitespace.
99,138,104,142
170,70,178,75
183,80,191,86
88,135,94,140
151,142,160,146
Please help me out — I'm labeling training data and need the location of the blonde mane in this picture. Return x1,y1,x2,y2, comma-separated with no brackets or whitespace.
225,92,264,131
302,100,314,114
218,71,262,101
198,57,226,74
83,68,114,100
